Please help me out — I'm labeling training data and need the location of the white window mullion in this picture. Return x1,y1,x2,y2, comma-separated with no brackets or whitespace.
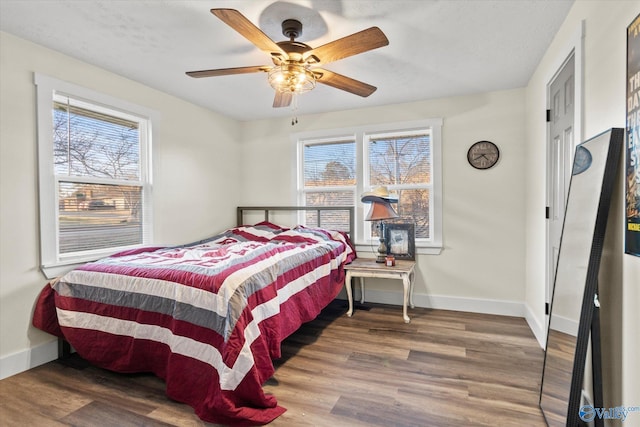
302,185,355,193
54,178,62,261
56,175,145,187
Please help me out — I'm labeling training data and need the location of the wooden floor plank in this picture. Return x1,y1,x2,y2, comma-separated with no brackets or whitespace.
0,300,547,426
60,401,175,427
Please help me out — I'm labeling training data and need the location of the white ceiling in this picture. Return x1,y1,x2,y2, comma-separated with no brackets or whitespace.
0,0,574,122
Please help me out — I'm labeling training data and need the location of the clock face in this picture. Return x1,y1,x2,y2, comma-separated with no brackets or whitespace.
572,145,592,175
467,141,500,169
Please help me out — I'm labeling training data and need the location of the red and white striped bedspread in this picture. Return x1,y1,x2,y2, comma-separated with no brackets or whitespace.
33,222,355,425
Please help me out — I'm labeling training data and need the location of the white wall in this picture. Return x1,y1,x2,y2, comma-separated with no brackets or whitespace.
524,0,640,415
1,1,637,413
0,32,242,378
240,89,528,315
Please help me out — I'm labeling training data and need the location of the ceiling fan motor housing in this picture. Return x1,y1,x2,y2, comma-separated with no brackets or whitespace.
282,19,302,40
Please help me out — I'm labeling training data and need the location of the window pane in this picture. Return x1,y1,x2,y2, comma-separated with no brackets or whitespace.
305,191,354,232
54,100,140,180
368,219,384,239
369,134,431,185
393,189,430,239
58,182,143,254
304,141,355,187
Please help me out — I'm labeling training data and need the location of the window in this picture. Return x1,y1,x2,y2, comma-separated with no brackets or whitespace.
296,119,442,253
300,137,356,231
366,130,433,240
36,74,156,277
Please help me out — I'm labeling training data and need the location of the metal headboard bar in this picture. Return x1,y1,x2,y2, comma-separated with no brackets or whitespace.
237,206,355,237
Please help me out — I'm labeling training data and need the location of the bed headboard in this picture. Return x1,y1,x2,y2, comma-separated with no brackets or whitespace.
237,206,355,238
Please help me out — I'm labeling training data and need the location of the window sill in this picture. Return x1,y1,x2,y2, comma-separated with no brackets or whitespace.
41,260,93,280
41,242,150,279
354,244,442,256
41,251,115,279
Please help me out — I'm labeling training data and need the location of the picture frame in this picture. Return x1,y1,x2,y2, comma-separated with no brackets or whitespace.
384,223,415,260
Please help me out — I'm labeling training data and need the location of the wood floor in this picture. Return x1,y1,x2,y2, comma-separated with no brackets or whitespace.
0,301,547,426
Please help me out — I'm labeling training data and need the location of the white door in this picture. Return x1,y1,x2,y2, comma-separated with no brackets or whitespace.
547,54,575,318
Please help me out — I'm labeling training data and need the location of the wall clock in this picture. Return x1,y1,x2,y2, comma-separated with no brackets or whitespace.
572,145,592,175
467,140,500,169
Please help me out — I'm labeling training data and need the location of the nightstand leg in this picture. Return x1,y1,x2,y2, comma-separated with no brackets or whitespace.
402,274,410,323
345,271,354,317
359,277,365,304
409,271,415,308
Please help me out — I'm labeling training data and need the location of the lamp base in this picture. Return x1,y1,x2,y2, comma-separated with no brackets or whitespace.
376,235,387,263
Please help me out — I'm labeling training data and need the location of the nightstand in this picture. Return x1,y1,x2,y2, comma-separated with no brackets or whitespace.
344,258,416,323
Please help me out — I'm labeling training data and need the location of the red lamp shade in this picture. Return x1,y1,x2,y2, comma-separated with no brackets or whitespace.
365,201,399,221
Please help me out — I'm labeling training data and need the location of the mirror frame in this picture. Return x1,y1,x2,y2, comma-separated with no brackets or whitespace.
539,128,623,426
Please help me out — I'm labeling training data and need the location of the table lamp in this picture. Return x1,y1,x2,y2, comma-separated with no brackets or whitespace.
361,186,399,263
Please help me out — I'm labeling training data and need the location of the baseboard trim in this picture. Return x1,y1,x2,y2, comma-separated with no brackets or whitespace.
417,293,525,317
547,313,578,337
525,303,547,349
0,339,58,380
344,288,526,317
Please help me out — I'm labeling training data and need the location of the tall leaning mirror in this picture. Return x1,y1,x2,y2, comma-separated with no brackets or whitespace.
539,128,623,427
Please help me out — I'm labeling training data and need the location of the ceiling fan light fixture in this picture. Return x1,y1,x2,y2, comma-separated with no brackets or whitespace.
268,64,316,94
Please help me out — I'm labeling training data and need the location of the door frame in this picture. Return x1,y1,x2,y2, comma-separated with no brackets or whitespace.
545,21,585,336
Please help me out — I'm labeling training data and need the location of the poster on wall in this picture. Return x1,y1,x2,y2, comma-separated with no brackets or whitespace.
626,13,640,257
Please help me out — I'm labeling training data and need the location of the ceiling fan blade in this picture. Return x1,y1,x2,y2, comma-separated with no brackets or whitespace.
304,27,389,65
211,9,287,58
273,91,293,108
314,69,377,97
186,65,268,78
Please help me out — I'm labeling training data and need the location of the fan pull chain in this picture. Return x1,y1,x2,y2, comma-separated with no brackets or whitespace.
291,92,299,126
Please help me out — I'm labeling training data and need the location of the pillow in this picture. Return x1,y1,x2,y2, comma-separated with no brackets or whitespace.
254,221,289,232
228,222,289,242
271,228,321,245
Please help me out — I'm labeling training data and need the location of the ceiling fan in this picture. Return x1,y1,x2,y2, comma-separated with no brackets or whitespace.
186,9,389,108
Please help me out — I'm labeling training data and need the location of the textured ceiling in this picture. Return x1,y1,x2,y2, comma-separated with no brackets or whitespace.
0,0,574,122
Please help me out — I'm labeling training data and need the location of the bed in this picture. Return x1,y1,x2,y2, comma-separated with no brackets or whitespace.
33,206,355,426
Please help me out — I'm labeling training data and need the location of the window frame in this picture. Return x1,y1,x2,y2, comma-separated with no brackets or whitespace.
35,73,158,278
295,119,443,255
298,133,358,201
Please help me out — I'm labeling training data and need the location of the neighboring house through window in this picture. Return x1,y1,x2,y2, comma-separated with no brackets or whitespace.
296,119,442,253
35,74,157,278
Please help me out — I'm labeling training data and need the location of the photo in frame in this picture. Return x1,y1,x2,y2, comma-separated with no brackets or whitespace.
626,13,640,257
385,223,415,260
